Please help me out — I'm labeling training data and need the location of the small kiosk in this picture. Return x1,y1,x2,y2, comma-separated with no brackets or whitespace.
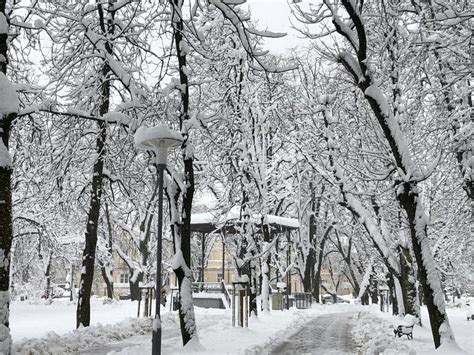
232,275,250,327
137,282,155,317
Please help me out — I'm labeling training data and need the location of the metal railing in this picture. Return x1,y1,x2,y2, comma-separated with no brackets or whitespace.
221,280,232,306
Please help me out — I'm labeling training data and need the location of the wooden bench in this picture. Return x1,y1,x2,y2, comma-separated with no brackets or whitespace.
394,324,414,339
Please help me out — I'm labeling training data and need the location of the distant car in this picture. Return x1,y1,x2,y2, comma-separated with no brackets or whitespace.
52,286,67,298
322,294,349,304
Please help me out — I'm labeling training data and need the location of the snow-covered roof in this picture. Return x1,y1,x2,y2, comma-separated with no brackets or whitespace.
266,215,299,229
190,206,299,234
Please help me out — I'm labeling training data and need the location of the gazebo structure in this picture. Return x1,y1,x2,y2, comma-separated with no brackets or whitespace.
189,206,299,288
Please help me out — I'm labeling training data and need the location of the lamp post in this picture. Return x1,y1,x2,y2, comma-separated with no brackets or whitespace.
135,124,183,355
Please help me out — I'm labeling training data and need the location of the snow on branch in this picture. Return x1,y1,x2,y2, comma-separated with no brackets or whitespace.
209,0,295,73
320,103,400,276
246,27,287,39
114,243,142,274
337,51,363,83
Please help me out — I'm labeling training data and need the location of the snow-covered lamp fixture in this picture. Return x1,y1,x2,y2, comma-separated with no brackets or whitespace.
134,124,183,166
134,124,182,355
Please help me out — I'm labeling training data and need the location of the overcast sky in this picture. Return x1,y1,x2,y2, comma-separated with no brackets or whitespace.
246,0,311,54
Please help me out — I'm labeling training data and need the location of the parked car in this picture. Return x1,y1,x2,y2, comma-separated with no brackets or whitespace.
52,285,69,298
322,294,350,304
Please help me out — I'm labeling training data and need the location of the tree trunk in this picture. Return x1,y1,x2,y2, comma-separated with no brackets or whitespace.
361,291,369,305
101,203,114,299
0,2,18,352
76,120,106,328
369,269,378,304
44,253,53,299
387,274,398,315
169,0,197,344
399,245,419,319
304,183,322,293
76,1,113,328
260,222,271,312
129,271,143,301
249,257,258,316
100,266,113,299
313,224,332,302
398,182,452,346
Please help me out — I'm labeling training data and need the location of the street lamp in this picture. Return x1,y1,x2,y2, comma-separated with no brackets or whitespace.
134,124,183,355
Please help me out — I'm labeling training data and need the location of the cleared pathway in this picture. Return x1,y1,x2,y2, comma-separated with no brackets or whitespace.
269,312,357,355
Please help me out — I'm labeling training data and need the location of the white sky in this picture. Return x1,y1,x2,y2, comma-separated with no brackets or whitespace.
246,0,311,54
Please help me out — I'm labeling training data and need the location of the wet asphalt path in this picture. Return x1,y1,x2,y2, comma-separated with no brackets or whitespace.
269,312,357,355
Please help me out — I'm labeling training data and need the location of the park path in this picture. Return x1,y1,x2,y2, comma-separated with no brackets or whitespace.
269,312,357,355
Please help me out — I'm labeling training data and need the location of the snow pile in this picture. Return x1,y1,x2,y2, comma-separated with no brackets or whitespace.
0,72,19,115
13,317,152,354
352,310,416,355
352,306,470,355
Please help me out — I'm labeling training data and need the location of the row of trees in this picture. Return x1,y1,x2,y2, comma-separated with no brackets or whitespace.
0,0,470,352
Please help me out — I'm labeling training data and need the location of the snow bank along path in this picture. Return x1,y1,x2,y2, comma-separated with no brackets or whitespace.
269,312,357,354
352,305,472,355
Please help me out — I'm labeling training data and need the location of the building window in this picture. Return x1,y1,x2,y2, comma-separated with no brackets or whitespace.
217,273,223,282
120,272,129,284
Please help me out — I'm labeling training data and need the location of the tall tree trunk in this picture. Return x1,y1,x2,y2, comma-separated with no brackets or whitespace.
76,119,106,328
304,183,324,293
0,2,18,352
260,222,271,312
77,0,114,328
76,4,112,324
169,0,197,345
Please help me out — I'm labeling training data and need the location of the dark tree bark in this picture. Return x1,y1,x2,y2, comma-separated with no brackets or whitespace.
44,252,53,299
100,266,114,299
101,203,114,299
399,245,419,318
0,2,18,351
261,220,271,311
368,267,378,304
76,2,113,328
387,273,399,315
313,223,332,302
76,120,106,328
303,183,324,294
129,270,143,301
169,0,197,345
361,291,370,306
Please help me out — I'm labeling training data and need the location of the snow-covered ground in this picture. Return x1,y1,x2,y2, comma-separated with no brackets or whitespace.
120,303,362,354
9,298,474,354
352,305,473,355
10,298,138,341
